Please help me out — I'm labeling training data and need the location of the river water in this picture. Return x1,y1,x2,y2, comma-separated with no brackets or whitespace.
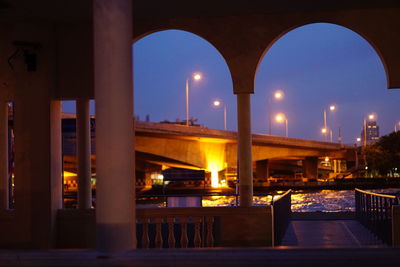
68,188,400,211
201,188,400,212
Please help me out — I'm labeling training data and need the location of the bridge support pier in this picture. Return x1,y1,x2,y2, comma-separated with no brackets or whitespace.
256,159,270,182
94,0,135,254
303,157,318,180
0,101,8,210
76,99,92,209
237,93,253,207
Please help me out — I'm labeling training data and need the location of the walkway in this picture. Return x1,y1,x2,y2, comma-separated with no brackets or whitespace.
0,248,399,266
280,214,386,248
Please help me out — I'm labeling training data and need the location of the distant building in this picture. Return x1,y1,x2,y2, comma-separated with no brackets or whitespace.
361,120,380,145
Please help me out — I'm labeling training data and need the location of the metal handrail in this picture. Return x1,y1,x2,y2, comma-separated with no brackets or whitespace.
271,189,292,205
355,188,397,199
271,189,292,246
355,188,399,245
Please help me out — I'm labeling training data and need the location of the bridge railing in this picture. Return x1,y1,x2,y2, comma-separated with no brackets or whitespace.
355,188,399,245
271,189,292,246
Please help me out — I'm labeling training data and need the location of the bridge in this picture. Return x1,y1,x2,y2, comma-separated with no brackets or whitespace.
62,119,357,189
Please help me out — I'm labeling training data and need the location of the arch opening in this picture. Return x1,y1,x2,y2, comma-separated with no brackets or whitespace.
133,29,235,188
254,23,395,145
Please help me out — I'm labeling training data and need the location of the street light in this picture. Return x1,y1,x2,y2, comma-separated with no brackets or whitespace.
274,91,284,100
185,73,202,126
395,122,400,132
275,113,288,137
212,99,227,131
322,104,336,142
268,90,284,135
363,113,377,147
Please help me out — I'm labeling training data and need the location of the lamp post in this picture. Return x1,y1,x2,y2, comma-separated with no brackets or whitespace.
275,113,288,137
363,113,376,147
322,104,336,142
321,127,327,140
356,137,361,143
186,73,202,126
395,122,400,132
213,99,227,131
268,90,284,135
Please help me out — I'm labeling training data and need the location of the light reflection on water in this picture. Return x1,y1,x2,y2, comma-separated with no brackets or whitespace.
201,195,276,207
291,190,355,212
202,188,400,212
137,188,400,212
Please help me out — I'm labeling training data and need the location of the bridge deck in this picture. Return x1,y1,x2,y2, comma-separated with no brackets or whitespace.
281,219,386,248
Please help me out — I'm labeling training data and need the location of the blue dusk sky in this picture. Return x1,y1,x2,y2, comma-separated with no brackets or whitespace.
63,23,400,144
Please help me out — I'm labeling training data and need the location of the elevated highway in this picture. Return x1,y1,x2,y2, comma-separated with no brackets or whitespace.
135,121,356,169
63,120,357,188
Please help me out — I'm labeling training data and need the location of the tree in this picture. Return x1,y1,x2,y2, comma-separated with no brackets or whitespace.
364,131,400,176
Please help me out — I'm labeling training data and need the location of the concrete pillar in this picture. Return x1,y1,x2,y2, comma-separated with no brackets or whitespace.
94,0,135,253
76,99,92,209
50,100,63,245
236,93,253,207
256,159,269,181
303,157,318,180
0,102,8,210
11,22,62,248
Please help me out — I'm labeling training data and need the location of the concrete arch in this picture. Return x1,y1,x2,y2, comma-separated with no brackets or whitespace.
133,28,234,87
134,8,400,94
256,22,389,90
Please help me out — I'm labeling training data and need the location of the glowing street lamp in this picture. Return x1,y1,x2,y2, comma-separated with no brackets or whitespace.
268,90,284,135
362,113,377,147
395,122,400,132
275,113,288,137
212,99,227,131
274,90,284,100
193,73,201,81
185,73,202,126
322,104,337,142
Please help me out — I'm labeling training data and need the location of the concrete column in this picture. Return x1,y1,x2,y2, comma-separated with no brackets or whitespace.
303,157,318,180
50,100,63,245
94,0,135,253
0,102,8,210
236,93,253,207
256,159,269,181
11,22,61,248
76,99,92,209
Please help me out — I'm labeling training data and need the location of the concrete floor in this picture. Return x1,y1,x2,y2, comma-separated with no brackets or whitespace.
0,219,395,266
281,220,386,248
0,248,400,266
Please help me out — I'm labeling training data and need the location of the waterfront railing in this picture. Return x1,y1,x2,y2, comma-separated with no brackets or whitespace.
136,208,215,248
271,189,292,246
355,188,399,245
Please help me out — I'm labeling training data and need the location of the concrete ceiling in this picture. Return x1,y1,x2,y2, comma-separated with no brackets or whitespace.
1,0,400,23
